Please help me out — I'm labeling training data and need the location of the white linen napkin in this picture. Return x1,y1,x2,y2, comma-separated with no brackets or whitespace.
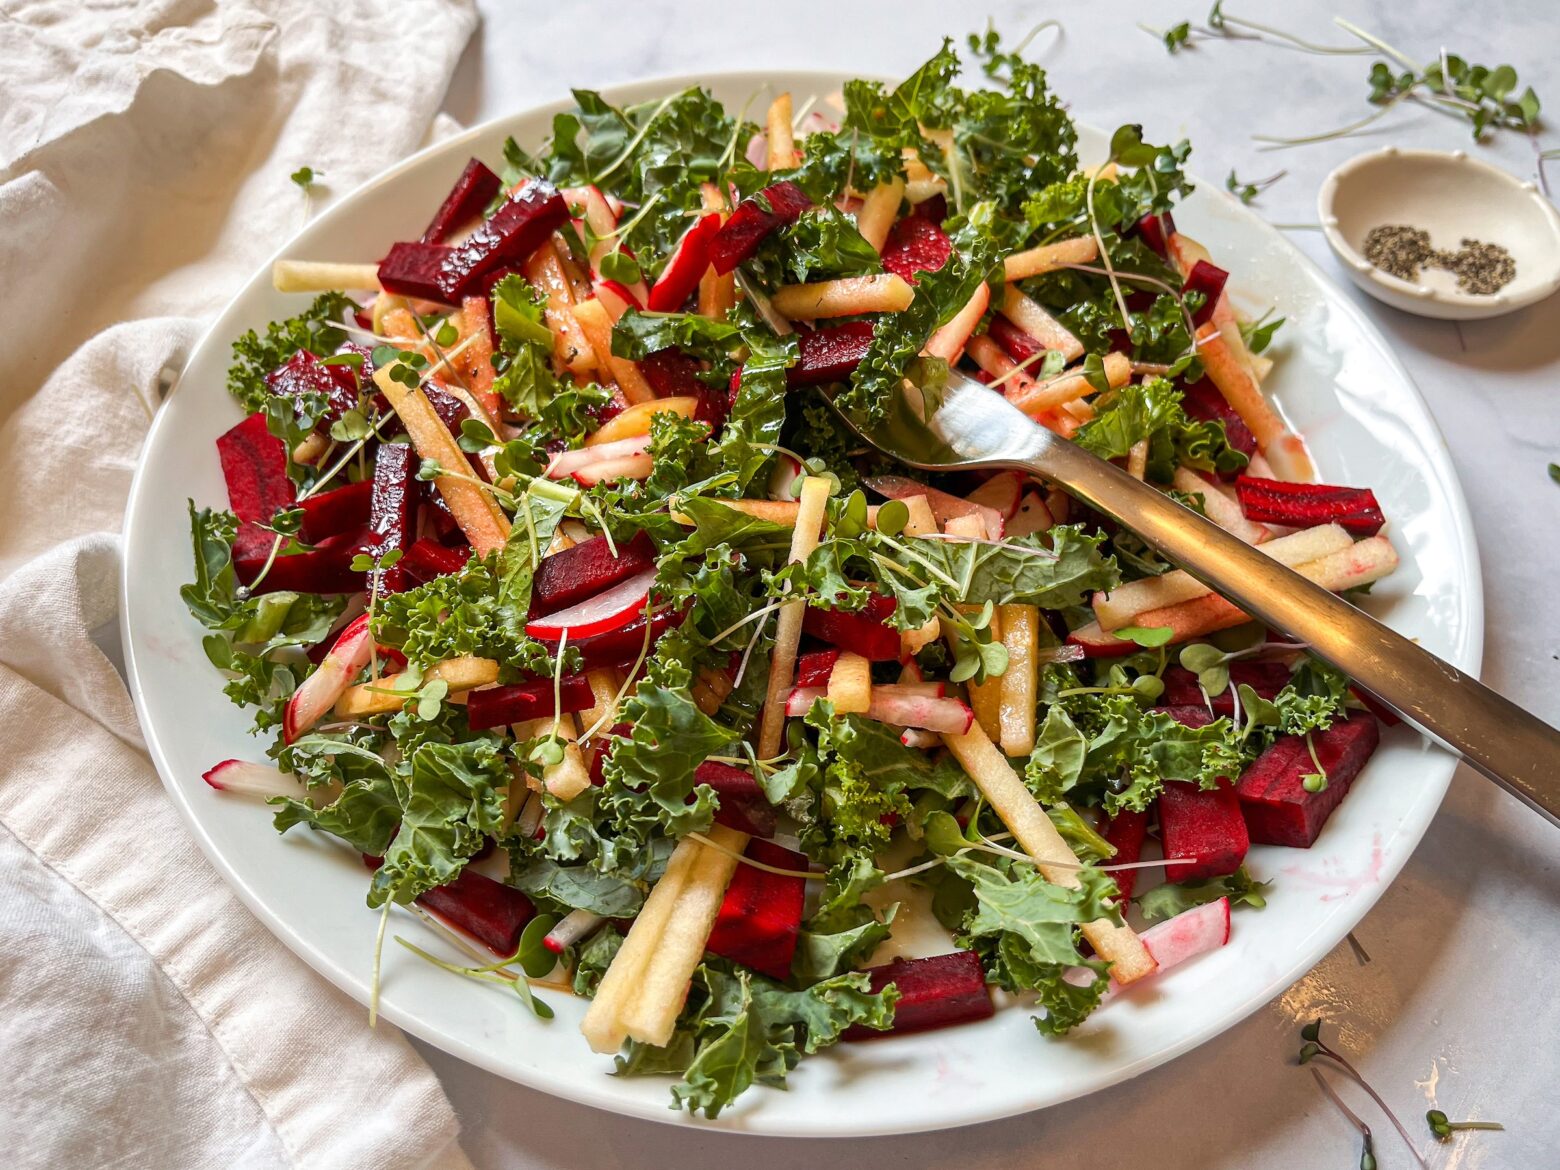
0,3,481,1166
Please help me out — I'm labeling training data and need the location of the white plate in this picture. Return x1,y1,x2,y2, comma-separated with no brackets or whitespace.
120,70,1482,1137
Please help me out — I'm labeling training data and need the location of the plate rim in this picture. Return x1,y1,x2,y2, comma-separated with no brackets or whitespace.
119,67,1485,1137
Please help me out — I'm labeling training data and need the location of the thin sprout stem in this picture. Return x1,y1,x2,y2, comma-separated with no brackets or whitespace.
685,831,821,878
1332,17,1419,71
709,599,787,647
1252,100,1399,148
1060,262,1199,344
1219,11,1374,55
369,900,391,1027
732,603,773,691
1084,167,1132,331
593,93,679,184
1310,1067,1374,1144
1310,1052,1429,1167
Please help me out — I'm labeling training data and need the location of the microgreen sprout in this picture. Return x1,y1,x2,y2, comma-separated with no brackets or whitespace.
1297,1020,1428,1168
1225,168,1286,204
1425,1108,1504,1143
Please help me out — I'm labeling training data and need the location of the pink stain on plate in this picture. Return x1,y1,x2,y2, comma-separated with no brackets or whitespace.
1280,831,1385,901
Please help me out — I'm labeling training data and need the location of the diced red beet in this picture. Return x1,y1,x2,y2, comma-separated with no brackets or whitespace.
1236,715,1380,847
572,606,686,671
1133,212,1176,259
1349,686,1402,727
1158,781,1250,881
1160,661,1293,715
880,216,952,283
1102,809,1150,899
1182,259,1229,328
358,441,418,593
216,412,297,568
1155,704,1217,730
694,761,779,839
529,532,656,619
844,950,994,1040
377,241,454,303
639,348,727,428
420,158,503,244
795,648,841,688
297,480,373,544
1234,476,1386,537
465,674,596,732
987,314,1047,365
912,193,948,224
402,538,471,584
709,181,813,274
243,528,366,594
705,839,807,980
266,349,359,423
801,593,899,661
380,181,567,303
417,867,537,956
788,321,875,387
1182,377,1257,466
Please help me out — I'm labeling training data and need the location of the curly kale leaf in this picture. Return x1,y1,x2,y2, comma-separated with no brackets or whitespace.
226,293,355,414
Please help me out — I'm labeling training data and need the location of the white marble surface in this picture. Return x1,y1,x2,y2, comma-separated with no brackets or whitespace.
424,2,1560,1165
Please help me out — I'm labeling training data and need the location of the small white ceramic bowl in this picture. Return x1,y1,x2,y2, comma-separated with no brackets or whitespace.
1318,146,1560,320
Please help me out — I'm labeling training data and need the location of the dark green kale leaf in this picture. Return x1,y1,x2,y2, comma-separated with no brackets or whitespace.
1075,377,1247,481
490,274,612,445
1136,865,1270,922
898,524,1118,609
615,962,897,1119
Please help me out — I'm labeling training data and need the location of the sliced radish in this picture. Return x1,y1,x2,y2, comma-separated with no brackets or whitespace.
867,475,1003,540
1035,643,1087,666
283,614,374,744
545,434,652,479
202,759,302,800
1125,898,1231,984
570,453,653,486
594,279,643,318
785,686,973,733
647,212,721,312
767,453,803,501
525,568,656,641
544,908,605,954
1065,619,1140,659
900,728,942,749
965,472,1023,520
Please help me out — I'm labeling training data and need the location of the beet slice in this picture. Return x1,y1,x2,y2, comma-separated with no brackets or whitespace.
402,537,471,584
801,594,900,661
1102,809,1150,899
1133,212,1176,259
695,761,779,839
358,441,418,593
845,950,994,1039
1160,661,1293,715
216,412,298,569
788,321,875,387
1181,377,1257,466
420,158,503,244
266,349,360,423
1234,476,1386,537
795,648,841,688
1158,781,1250,881
708,181,812,274
297,480,373,544
639,348,727,428
421,383,490,480
465,674,596,732
1182,259,1229,327
530,531,656,619
912,193,948,224
380,180,567,303
417,867,536,956
987,315,1047,365
880,216,953,283
1236,715,1380,847
244,528,367,594
705,839,806,980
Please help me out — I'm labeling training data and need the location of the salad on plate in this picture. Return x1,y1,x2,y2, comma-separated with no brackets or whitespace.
187,32,1400,1118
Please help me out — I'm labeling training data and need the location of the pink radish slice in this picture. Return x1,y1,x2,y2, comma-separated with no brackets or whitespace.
545,435,652,479
570,453,653,486
767,453,803,501
283,613,374,744
965,471,1023,520
901,727,941,749
866,475,1004,540
594,279,643,316
785,686,973,733
1036,643,1087,666
1137,896,1232,972
202,759,301,799
525,568,656,641
543,908,605,954
646,212,721,312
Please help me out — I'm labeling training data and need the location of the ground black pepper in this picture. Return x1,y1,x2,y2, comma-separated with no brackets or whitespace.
1362,224,1516,296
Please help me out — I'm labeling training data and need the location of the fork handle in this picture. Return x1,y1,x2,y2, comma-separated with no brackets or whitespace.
1017,435,1560,826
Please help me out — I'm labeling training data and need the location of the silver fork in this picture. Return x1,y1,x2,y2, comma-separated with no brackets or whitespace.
829,372,1560,825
